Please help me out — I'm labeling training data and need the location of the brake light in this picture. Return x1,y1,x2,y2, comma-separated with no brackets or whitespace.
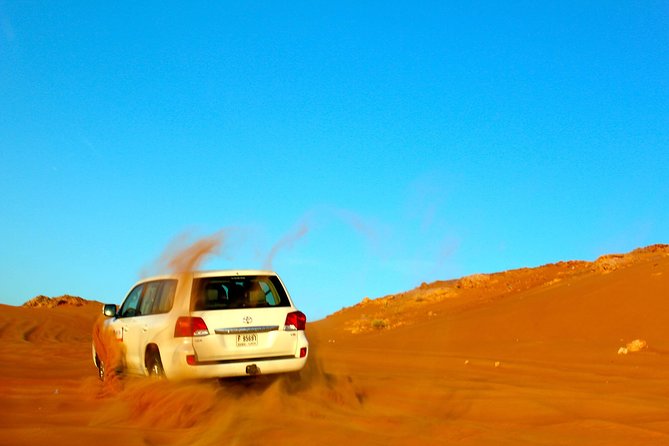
284,311,306,331
174,317,210,337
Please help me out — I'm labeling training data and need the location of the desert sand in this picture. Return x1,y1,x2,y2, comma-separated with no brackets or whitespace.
1,245,668,445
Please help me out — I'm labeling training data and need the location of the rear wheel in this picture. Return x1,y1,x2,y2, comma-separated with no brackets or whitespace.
147,350,165,378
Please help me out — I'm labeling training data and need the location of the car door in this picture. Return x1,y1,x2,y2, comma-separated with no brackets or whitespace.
112,283,145,374
135,280,178,372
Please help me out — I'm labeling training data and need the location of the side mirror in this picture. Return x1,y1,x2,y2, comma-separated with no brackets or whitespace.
102,304,117,318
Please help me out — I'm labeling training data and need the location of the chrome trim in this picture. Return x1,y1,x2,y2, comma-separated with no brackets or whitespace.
191,354,297,365
215,325,279,335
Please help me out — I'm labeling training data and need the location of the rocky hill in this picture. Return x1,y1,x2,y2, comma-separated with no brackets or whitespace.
23,294,90,308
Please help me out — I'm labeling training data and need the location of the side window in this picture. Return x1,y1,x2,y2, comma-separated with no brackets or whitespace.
154,280,177,314
139,282,161,316
119,284,143,318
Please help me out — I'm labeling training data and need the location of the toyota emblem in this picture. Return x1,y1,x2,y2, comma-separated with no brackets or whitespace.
242,316,253,324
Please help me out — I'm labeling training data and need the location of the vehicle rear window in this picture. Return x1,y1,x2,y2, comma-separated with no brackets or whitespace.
191,275,290,311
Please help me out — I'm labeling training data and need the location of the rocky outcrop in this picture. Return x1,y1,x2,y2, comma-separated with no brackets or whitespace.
23,295,87,308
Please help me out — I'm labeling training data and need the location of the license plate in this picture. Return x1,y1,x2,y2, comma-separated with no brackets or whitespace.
236,333,258,347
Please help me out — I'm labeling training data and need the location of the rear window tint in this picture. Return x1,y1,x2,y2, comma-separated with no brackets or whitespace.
191,275,290,311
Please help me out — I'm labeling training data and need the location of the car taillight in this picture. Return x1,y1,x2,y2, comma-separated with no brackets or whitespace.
174,316,210,337
284,311,306,331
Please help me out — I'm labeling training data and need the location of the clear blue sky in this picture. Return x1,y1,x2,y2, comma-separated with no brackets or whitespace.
1,1,667,320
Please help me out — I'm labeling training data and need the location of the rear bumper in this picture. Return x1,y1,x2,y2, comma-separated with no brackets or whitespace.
163,336,309,380
175,355,308,379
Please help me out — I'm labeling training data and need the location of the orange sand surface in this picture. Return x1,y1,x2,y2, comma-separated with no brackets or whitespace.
1,246,668,445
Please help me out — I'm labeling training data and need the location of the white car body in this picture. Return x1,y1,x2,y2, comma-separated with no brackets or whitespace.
93,270,308,380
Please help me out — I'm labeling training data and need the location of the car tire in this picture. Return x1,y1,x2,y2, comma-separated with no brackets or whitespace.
147,350,165,378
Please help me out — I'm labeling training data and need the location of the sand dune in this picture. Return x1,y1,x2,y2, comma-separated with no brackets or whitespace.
1,245,668,445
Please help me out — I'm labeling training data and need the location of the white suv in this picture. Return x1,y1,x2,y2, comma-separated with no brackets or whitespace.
93,270,308,380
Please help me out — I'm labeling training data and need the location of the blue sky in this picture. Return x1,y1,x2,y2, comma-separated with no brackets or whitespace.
1,1,667,320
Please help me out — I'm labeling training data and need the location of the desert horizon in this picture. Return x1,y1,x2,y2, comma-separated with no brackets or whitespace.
3,3,667,445
1,244,668,445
